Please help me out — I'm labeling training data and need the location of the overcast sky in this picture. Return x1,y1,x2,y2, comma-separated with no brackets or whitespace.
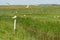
0,0,60,5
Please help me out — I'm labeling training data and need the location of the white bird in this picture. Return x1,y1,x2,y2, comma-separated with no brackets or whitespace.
57,16,59,18
26,5,29,8
12,15,17,19
16,11,18,13
24,15,26,16
54,16,56,18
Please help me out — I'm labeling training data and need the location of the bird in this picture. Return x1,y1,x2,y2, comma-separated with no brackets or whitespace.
26,5,29,8
24,15,26,16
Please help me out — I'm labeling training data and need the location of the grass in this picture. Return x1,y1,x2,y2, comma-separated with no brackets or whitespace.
0,6,60,40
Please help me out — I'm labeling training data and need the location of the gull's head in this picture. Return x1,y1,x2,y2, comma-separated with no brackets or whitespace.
12,15,17,19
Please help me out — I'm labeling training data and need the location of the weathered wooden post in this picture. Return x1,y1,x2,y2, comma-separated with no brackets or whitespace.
12,15,17,34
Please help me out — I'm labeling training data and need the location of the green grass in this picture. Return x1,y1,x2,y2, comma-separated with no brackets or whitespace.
0,6,60,40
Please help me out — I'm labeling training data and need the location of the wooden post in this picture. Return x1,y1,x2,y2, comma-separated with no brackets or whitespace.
12,15,17,34
14,18,16,34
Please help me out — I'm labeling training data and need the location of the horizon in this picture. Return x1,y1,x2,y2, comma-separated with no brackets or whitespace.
0,0,60,5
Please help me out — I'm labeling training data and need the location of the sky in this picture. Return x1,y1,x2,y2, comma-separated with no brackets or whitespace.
0,0,60,5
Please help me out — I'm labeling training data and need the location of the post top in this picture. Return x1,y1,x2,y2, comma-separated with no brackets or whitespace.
12,15,17,19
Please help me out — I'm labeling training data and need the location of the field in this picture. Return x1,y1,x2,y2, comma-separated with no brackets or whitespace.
0,6,60,40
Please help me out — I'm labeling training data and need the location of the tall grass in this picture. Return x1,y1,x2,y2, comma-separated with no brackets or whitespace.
0,6,60,40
